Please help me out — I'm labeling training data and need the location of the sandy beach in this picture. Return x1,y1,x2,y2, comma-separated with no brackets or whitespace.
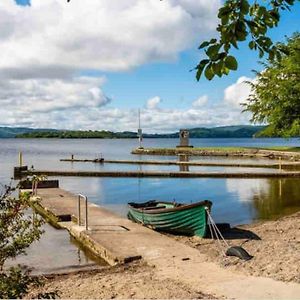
174,211,300,283
28,262,214,299
28,211,300,299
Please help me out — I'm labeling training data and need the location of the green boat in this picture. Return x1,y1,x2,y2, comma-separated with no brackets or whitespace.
127,200,212,237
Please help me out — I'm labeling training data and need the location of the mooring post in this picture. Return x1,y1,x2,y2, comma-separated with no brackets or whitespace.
19,151,23,167
279,156,282,171
78,194,88,230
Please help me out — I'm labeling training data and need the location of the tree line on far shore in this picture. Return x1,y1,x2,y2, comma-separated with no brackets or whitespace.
12,125,273,139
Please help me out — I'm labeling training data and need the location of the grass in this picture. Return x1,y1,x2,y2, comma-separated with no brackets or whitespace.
193,147,249,151
257,147,300,152
144,147,247,151
138,146,300,153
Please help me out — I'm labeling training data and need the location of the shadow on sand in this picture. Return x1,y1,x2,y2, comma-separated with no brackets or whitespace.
206,223,261,241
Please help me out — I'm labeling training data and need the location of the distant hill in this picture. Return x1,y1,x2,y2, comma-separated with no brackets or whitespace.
0,125,267,138
188,125,267,138
0,127,34,138
16,130,137,139
0,127,58,138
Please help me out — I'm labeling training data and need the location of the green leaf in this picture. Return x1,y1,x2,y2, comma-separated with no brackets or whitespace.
225,55,238,70
204,65,215,80
222,66,230,75
199,41,210,49
257,6,266,17
218,6,231,18
240,0,250,14
258,24,267,35
245,20,257,31
265,17,275,27
236,30,247,41
285,0,294,5
221,15,230,25
206,44,221,59
276,51,282,61
196,60,209,81
249,4,256,16
270,10,280,22
212,63,219,74
249,41,256,49
196,67,204,81
230,38,238,49
218,52,227,59
224,43,231,52
268,50,275,61
214,60,224,77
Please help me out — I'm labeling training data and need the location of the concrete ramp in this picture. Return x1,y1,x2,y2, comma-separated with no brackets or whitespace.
26,187,300,299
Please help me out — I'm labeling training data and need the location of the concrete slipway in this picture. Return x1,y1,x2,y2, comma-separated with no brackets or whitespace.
26,187,300,300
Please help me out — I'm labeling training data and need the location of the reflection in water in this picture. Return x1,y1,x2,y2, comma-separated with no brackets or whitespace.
252,179,300,220
178,154,189,172
7,223,107,275
1,138,300,227
60,176,300,226
3,139,300,274
226,179,269,202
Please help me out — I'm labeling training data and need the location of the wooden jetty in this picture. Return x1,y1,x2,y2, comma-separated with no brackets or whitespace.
21,169,300,178
23,184,300,299
61,158,276,168
60,158,300,170
131,147,300,161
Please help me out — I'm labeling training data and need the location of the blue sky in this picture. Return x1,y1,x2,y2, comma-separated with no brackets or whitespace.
15,0,30,5
2,0,299,131
101,5,300,109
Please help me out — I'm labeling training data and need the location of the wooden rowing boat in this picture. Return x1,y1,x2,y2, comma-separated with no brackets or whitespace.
127,200,212,237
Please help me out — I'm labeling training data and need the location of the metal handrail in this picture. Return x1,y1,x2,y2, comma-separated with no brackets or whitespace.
78,194,88,231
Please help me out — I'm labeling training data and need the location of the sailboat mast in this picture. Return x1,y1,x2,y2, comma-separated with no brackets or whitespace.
138,109,141,130
138,109,143,148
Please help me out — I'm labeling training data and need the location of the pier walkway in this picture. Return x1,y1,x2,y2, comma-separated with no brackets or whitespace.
25,169,300,178
60,157,300,170
26,187,300,299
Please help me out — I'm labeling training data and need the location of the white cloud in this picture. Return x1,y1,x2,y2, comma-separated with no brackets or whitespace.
0,0,220,78
0,76,255,132
223,76,252,109
1,0,240,132
226,179,269,202
0,76,111,128
192,95,208,108
2,0,266,135
146,96,162,110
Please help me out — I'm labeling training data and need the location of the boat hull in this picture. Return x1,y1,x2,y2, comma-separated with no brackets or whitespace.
127,200,212,237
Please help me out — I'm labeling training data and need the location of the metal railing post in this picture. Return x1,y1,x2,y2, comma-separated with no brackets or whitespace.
85,196,88,231
78,194,88,230
78,195,81,226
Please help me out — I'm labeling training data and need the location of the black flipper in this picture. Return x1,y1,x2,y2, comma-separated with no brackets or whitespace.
225,246,253,261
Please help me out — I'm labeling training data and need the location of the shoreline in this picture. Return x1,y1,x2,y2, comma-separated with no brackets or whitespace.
173,210,300,284
132,147,300,161
29,210,300,299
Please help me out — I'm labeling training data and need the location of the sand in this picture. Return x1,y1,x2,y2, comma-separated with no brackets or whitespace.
29,211,300,299
28,262,214,299
174,211,300,283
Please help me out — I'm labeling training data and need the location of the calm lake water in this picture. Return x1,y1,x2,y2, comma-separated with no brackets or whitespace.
2,137,299,273
1,138,300,226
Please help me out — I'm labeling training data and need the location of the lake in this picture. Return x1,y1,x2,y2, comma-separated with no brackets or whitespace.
1,137,300,226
